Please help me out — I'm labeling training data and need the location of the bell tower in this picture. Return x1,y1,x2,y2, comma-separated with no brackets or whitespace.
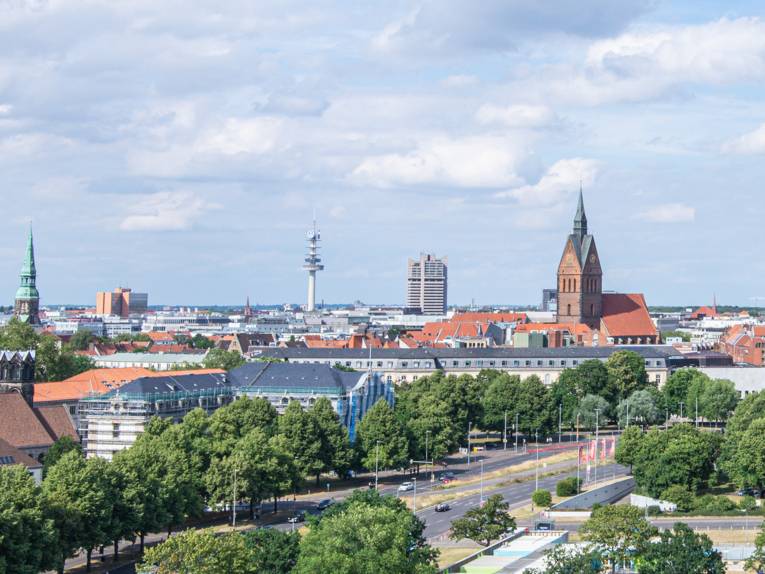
14,225,40,325
556,190,602,329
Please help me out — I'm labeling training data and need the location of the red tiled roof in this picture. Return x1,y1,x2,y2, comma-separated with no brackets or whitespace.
690,306,718,319
0,394,55,449
600,293,657,337
147,332,175,342
35,367,155,403
451,312,528,323
34,405,78,441
0,438,41,469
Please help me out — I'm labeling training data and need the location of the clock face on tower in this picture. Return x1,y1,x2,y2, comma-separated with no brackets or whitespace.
589,254,597,263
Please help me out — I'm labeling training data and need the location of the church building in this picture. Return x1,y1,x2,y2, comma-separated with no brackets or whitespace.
554,192,658,346
14,226,40,325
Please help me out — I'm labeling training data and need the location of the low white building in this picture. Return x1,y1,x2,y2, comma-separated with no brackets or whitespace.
93,352,206,371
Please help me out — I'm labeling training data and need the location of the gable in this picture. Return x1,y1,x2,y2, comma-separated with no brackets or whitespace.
558,237,582,275
581,238,602,275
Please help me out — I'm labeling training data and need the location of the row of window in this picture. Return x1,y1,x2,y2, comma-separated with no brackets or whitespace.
319,358,665,369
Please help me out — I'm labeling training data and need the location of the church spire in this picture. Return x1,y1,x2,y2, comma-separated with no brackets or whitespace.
573,186,587,238
14,223,40,325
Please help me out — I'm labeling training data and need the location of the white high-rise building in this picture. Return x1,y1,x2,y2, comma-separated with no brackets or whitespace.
406,253,447,315
303,221,324,312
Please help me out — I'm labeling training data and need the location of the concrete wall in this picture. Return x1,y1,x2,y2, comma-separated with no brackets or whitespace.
551,477,635,510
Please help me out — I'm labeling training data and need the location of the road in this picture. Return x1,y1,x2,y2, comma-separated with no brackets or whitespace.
61,443,581,571
417,462,629,540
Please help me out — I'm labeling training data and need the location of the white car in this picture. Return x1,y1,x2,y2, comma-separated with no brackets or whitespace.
398,482,415,493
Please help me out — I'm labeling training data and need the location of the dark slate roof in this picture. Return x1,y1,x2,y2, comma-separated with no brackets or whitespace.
251,345,680,361
228,362,363,392
116,372,229,395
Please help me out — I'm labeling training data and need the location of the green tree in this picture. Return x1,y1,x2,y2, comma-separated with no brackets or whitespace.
449,494,516,546
515,375,555,436
660,485,694,512
637,523,724,574
575,394,609,430
203,348,246,370
42,435,82,478
525,544,603,574
747,523,765,574
556,477,581,497
357,399,410,471
721,390,765,476
662,369,707,415
209,396,278,456
581,505,657,573
191,333,214,349
726,417,765,491
242,528,300,574
606,350,650,404
0,316,39,350
0,465,56,574
630,424,720,497
42,452,128,572
550,371,579,429
138,529,256,574
698,378,738,422
68,330,96,351
481,373,520,432
574,360,611,400
532,489,552,508
278,401,323,480
617,389,661,427
296,498,438,574
615,424,643,469
311,397,352,482
36,333,95,381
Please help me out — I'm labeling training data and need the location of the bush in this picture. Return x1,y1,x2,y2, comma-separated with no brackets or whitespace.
556,477,581,497
661,485,694,512
739,495,757,512
694,494,737,514
646,505,662,516
532,489,552,508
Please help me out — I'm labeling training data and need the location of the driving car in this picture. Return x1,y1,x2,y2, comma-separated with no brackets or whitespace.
434,503,450,512
398,481,415,493
317,499,334,511
287,511,306,523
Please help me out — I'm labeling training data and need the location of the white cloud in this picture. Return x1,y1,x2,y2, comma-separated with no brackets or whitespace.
496,158,598,206
442,75,478,88
552,18,765,105
637,203,695,223
476,104,557,128
722,123,765,154
350,136,526,188
196,117,284,156
119,191,220,231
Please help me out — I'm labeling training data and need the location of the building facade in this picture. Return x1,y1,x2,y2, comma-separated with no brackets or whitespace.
406,253,448,315
14,227,40,325
80,363,394,458
556,191,602,328
252,346,680,387
96,287,148,317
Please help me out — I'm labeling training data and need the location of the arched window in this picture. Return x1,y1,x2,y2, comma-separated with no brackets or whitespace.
590,303,594,316
567,304,571,316
573,278,577,292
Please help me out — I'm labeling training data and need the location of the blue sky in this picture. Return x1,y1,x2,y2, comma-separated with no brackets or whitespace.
1,0,764,307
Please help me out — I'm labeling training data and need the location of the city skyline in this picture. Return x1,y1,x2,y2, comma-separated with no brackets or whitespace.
2,1,765,306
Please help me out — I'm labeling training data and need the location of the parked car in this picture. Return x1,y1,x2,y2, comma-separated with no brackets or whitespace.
435,503,450,512
398,482,415,493
737,487,761,498
368,481,376,489
317,499,334,511
440,478,453,485
287,511,306,524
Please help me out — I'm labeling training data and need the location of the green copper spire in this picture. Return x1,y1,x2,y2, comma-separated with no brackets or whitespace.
573,186,587,238
15,224,39,301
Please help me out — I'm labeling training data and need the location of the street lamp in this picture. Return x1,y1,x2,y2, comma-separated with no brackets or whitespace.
503,411,508,451
534,429,539,491
413,478,417,511
558,403,562,443
375,441,380,491
425,430,431,479
679,402,685,420
467,422,472,467
232,466,238,527
514,413,519,452
594,409,600,484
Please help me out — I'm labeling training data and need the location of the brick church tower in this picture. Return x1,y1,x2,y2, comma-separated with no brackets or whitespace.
556,190,603,329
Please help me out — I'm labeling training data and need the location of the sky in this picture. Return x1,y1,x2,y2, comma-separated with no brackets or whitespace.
1,0,765,307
